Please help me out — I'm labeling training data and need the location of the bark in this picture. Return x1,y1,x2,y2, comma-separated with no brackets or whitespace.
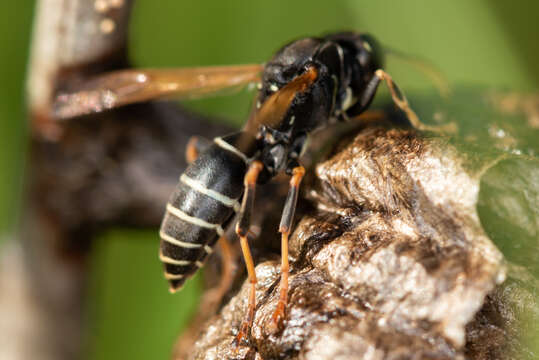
5,1,229,359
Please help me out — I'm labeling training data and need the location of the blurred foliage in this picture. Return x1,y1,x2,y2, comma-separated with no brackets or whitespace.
87,230,201,360
479,158,539,276
0,0,33,235
0,0,538,359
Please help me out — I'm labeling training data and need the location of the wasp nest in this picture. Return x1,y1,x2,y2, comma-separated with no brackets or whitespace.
178,125,515,360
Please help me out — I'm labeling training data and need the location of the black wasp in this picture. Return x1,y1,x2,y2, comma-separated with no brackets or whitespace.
54,31,423,345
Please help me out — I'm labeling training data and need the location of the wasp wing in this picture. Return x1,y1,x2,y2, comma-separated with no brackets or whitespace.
244,66,318,133
233,66,318,152
53,64,263,120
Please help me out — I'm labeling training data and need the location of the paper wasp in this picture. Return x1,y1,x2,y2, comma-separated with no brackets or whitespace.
54,31,424,345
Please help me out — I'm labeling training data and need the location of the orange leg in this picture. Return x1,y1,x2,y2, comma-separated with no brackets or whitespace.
374,69,422,130
269,166,305,333
233,161,264,347
185,136,201,164
186,135,213,163
374,70,456,133
216,235,234,297
173,236,236,356
235,234,257,346
200,235,235,311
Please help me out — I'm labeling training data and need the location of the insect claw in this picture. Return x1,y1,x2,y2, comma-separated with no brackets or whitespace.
268,302,286,334
232,321,250,349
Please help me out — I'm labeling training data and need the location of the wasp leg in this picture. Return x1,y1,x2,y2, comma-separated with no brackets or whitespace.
373,69,424,130
233,161,264,347
202,221,261,314
185,136,212,163
269,165,305,333
349,69,421,130
216,235,234,298
353,70,455,132
198,235,235,313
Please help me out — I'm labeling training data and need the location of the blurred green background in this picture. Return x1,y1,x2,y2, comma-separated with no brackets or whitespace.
0,1,538,359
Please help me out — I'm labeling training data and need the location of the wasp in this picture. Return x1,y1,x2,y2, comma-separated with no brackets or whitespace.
54,31,423,345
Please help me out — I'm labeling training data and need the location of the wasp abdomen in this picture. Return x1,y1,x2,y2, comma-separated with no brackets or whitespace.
159,133,251,292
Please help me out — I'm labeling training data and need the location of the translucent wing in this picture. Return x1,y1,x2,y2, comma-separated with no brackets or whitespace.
233,66,319,152
53,64,263,120
245,66,318,133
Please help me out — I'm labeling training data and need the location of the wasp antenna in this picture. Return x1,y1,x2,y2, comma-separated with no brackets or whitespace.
385,47,451,98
